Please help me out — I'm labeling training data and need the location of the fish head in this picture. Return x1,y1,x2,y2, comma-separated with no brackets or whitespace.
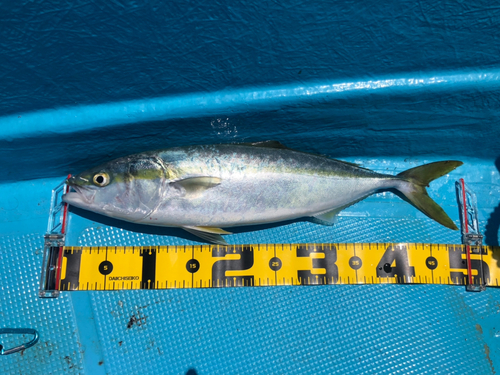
63,154,167,222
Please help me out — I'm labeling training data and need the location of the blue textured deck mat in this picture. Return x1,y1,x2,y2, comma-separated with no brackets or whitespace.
2,0,500,374
1,161,499,374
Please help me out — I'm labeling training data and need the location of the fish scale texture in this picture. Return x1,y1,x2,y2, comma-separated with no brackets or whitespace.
75,216,494,375
0,234,84,374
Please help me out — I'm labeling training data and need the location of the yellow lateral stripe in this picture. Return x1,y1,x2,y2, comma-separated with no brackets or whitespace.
57,243,500,291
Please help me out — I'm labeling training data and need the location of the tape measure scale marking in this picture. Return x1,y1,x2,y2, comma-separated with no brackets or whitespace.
56,243,499,291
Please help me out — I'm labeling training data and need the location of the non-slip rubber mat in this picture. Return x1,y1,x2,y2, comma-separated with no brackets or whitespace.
1,161,499,374
76,217,494,374
0,234,84,374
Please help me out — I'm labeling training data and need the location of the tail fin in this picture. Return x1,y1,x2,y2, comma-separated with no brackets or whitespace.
396,161,463,230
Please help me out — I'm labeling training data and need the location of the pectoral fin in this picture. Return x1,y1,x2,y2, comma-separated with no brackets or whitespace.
182,226,232,245
172,177,222,198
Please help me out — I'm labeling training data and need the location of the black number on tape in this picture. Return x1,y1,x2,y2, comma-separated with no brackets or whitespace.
426,257,438,270
296,244,339,285
376,244,416,280
349,256,362,270
140,248,156,289
448,245,490,285
269,257,282,271
60,249,82,291
186,259,200,273
212,246,254,287
99,261,113,275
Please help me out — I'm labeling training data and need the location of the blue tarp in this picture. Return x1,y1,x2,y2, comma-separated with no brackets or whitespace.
1,1,499,373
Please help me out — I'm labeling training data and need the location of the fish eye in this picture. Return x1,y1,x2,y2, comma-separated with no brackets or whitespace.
93,172,109,187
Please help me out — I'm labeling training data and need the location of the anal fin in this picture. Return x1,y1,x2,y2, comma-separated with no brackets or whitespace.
182,226,231,245
312,208,343,225
312,197,367,226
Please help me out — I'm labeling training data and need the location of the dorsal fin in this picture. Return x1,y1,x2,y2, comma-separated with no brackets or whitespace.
330,159,366,169
234,140,289,149
234,141,368,170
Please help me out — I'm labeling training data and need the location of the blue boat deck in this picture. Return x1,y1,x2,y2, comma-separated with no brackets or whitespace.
1,1,500,373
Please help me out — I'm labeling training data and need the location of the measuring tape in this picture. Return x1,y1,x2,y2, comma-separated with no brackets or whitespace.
41,242,499,291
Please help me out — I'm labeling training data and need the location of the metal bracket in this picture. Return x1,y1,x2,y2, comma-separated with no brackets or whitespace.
456,178,486,292
39,234,65,298
39,178,70,298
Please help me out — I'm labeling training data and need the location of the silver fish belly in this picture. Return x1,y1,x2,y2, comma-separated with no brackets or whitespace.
63,141,462,244
145,145,397,227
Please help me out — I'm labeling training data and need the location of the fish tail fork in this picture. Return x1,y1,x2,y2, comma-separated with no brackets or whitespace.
396,161,463,230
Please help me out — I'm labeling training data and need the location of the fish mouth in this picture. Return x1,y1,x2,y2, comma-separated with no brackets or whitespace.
62,177,96,206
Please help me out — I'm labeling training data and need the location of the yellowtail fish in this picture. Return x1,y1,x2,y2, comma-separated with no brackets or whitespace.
63,141,462,244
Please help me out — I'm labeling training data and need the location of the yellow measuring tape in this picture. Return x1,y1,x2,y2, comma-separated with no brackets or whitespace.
56,243,499,291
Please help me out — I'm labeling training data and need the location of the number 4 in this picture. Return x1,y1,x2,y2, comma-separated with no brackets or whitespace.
376,244,416,279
